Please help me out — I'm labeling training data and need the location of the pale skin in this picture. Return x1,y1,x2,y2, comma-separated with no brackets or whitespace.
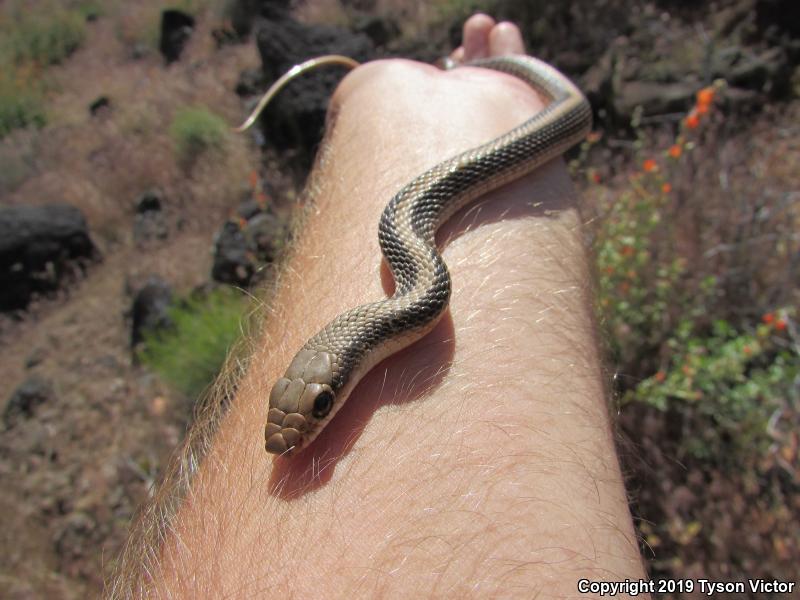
151,14,647,599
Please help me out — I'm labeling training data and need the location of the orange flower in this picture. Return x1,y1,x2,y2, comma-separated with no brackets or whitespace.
697,87,715,107
743,345,751,355
661,182,672,194
762,313,775,325
654,370,666,383
643,158,658,172
775,319,787,331
248,170,258,189
621,245,635,257
685,112,700,129
591,171,602,184
696,103,709,115
668,144,682,158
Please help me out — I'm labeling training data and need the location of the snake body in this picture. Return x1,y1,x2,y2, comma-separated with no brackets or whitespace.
263,55,592,455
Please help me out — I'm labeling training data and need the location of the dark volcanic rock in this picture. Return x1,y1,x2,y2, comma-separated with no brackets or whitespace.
212,221,253,286
135,190,162,214
254,0,291,19
4,376,53,428
133,190,168,245
0,204,96,311
88,96,110,116
235,68,267,97
130,276,174,348
212,25,239,48
211,207,289,287
614,80,698,118
756,0,800,38
159,10,195,64
243,212,287,263
353,15,401,47
253,17,374,168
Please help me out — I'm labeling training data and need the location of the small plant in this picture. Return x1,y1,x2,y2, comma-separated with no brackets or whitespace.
580,82,799,465
0,64,45,137
0,4,86,66
0,2,88,137
169,106,229,166
630,311,797,461
139,287,248,400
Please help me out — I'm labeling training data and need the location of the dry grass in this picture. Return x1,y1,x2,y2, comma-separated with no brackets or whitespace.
1,1,798,597
1,1,261,248
0,3,265,596
577,95,800,586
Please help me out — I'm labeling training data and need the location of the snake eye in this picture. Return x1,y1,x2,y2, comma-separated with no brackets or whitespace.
312,391,334,419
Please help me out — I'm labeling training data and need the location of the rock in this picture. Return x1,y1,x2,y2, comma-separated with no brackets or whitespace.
353,15,400,47
254,0,291,19
212,25,239,48
227,0,257,37
211,220,253,286
4,376,53,428
726,46,791,96
54,511,97,567
135,190,162,214
613,80,697,120
133,190,169,245
159,9,195,64
211,209,289,286
253,17,374,167
243,212,287,263
225,0,292,37
130,276,173,347
88,96,110,116
711,0,756,39
236,198,262,221
0,204,96,311
133,190,168,245
582,46,616,114
722,86,763,111
235,68,267,97
756,0,800,38
25,347,46,369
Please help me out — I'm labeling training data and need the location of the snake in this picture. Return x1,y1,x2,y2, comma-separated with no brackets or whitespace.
237,54,592,455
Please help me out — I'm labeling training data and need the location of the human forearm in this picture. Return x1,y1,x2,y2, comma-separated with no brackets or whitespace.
152,58,645,598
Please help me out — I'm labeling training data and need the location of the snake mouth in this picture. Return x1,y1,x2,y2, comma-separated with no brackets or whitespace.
265,410,307,455
265,430,298,455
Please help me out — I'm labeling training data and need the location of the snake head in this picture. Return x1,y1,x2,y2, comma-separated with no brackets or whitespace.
265,349,336,455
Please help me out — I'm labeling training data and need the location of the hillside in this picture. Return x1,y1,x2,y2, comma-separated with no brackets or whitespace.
0,1,797,597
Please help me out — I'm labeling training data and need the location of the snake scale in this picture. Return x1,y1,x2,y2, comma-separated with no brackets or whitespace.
249,54,592,455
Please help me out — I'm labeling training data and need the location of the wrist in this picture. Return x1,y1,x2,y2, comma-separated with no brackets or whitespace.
327,59,548,208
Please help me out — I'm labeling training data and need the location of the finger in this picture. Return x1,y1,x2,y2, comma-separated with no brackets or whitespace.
462,13,495,61
488,21,525,56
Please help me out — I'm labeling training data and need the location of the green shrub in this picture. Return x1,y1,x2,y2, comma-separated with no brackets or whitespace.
170,106,228,165
0,65,45,137
0,2,88,137
580,83,799,464
629,313,797,461
0,5,86,66
139,287,248,400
